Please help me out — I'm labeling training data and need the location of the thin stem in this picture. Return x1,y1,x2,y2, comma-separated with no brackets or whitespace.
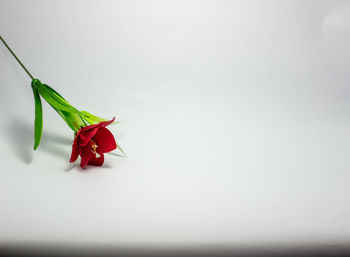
0,35,34,79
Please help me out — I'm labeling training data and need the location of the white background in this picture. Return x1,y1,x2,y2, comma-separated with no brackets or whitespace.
1,0,350,249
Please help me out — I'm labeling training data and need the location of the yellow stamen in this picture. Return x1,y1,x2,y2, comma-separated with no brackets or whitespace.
90,140,100,158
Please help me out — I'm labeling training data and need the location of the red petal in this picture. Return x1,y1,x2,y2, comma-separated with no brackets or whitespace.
79,145,92,168
94,127,117,154
79,123,100,132
100,117,115,127
76,118,115,147
88,153,104,166
70,138,79,162
78,117,115,132
78,127,99,146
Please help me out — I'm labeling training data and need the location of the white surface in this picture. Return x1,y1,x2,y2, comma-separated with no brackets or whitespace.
0,0,350,248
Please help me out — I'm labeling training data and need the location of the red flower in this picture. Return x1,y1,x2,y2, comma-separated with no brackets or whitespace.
70,118,117,168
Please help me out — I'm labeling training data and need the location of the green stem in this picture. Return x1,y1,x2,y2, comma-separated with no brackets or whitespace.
0,35,34,79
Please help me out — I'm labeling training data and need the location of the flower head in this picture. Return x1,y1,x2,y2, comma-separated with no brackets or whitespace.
70,118,117,168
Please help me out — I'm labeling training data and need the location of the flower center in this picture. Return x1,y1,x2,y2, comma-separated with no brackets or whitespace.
90,140,101,158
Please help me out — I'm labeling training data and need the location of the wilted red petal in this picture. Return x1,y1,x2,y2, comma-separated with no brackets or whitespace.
79,145,92,168
70,138,79,162
88,153,105,166
94,127,117,154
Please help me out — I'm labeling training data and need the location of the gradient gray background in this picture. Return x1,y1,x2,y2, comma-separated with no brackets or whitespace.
1,0,350,253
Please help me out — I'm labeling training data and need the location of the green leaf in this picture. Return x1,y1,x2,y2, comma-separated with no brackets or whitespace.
35,82,78,113
42,83,69,104
32,79,85,132
32,87,43,150
56,110,85,132
80,110,109,124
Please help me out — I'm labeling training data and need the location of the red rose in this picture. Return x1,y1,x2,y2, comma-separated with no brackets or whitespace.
70,118,117,168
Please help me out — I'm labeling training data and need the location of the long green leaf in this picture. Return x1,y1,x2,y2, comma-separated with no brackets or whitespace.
43,83,69,104
56,110,85,132
36,83,78,113
32,87,43,150
31,79,85,132
80,110,108,124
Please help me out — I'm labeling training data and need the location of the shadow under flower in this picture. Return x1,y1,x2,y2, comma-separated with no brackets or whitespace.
65,162,78,172
8,119,73,164
8,119,33,164
40,130,73,161
7,120,121,171
81,163,113,172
